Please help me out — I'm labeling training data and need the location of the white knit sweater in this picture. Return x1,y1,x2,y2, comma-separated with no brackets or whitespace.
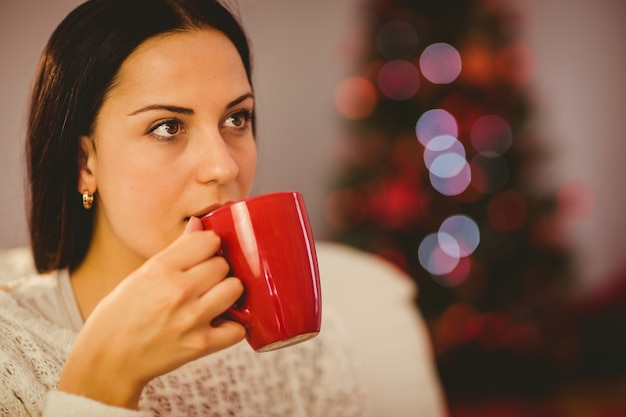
0,275,367,417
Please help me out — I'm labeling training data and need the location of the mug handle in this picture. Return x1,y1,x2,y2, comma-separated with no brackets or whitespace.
221,305,252,326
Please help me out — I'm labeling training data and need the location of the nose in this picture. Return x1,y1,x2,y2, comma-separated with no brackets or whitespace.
194,130,239,185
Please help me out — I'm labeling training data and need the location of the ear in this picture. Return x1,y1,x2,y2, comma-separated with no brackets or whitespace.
77,135,97,194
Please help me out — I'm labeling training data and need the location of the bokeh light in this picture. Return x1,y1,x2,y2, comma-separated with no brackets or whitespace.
436,303,483,346
419,42,462,84
429,153,468,179
334,76,378,120
439,214,480,257
418,233,460,276
459,42,494,86
415,109,458,146
326,0,583,399
368,178,425,229
417,109,471,196
376,20,419,59
432,256,472,287
424,135,466,171
377,59,420,100
419,214,480,282
470,115,513,157
429,159,471,196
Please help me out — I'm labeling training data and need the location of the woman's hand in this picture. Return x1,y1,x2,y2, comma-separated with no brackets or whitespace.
57,217,246,409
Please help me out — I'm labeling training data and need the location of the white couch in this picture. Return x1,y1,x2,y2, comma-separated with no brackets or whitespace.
0,242,447,416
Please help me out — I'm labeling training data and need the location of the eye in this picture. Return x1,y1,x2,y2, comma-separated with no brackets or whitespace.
148,119,183,140
223,109,255,131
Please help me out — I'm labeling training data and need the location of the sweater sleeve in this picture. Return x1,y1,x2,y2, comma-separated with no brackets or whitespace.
43,391,152,417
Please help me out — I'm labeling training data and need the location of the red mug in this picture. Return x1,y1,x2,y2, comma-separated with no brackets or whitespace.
201,191,322,352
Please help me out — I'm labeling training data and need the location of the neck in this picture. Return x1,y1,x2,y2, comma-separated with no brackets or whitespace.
69,227,146,321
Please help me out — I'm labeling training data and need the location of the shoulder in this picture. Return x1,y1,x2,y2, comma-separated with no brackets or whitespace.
0,283,74,355
0,246,44,296
0,279,75,365
2,271,60,297
3,270,62,306
0,291,68,416
0,246,36,283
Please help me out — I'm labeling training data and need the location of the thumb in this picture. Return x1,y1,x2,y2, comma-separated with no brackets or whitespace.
184,216,204,234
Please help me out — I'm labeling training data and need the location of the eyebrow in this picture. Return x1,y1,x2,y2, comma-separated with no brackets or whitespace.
128,93,254,116
128,104,193,116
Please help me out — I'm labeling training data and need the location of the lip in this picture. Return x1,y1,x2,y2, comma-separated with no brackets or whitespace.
185,201,234,221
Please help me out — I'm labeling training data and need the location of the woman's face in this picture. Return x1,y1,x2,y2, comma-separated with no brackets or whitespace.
79,29,257,264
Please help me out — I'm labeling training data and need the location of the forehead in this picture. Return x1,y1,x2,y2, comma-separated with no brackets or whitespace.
106,28,250,103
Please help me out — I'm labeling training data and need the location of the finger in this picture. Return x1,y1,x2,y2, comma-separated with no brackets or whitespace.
196,277,244,322
208,320,247,350
156,228,222,272
184,216,204,233
183,255,231,297
193,320,246,356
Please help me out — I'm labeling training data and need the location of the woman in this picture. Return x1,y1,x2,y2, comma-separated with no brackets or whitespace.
0,0,367,415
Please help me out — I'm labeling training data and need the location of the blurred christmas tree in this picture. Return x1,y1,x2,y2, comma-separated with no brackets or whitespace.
326,0,579,399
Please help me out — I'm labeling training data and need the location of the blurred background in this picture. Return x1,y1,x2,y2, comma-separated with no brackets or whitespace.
2,0,626,415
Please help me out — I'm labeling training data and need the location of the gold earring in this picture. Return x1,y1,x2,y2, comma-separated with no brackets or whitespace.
82,190,94,210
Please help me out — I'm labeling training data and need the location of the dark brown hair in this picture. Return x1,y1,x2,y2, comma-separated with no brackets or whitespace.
26,0,253,272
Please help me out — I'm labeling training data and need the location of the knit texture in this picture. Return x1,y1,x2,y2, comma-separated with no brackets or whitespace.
0,279,367,417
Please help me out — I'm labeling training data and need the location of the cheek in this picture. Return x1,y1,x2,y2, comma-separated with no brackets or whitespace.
98,154,151,199
96,142,184,196
95,152,186,252
237,142,257,192
104,162,186,220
